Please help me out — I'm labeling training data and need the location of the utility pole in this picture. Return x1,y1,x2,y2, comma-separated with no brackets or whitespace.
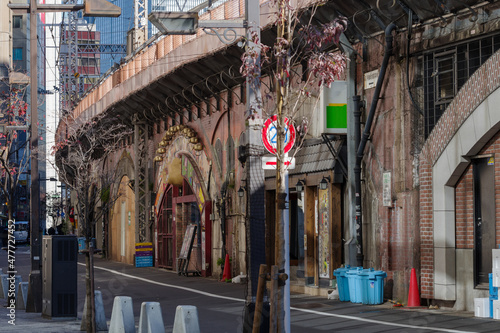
242,0,266,330
27,0,41,312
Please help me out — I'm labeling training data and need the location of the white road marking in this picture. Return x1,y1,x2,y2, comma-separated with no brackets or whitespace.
288,307,476,333
81,263,476,333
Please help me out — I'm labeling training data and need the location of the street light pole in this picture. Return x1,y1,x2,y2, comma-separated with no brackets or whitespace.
25,0,42,313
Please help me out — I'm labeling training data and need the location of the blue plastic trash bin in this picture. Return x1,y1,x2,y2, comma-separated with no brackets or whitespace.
367,270,387,305
78,237,96,252
347,267,363,303
333,265,352,302
358,268,374,304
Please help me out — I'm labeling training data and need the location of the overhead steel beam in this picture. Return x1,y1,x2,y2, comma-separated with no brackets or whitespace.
8,3,84,13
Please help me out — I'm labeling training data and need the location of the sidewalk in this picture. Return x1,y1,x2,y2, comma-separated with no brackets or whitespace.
0,297,82,332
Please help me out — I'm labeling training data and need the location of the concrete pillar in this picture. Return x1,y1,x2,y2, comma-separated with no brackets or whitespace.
109,296,135,333
172,305,200,333
81,290,108,332
16,282,29,310
1,274,21,300
138,302,164,333
0,274,6,298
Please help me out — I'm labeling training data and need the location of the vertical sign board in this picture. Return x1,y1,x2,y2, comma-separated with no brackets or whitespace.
318,188,330,278
383,172,392,207
323,81,347,134
179,225,197,260
178,224,198,275
135,242,153,267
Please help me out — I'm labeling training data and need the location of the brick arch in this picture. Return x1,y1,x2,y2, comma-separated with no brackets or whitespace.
419,50,500,300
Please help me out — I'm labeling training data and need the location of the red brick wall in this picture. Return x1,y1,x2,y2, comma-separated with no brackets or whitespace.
419,154,434,298
419,50,500,299
455,167,473,249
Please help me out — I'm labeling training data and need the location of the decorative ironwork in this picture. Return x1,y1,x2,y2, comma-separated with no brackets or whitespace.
202,27,240,45
134,118,150,242
78,44,127,54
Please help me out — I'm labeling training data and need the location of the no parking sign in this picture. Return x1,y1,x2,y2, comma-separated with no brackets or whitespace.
261,114,296,154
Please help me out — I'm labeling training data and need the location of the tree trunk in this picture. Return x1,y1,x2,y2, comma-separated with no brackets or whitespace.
84,237,96,333
275,68,286,333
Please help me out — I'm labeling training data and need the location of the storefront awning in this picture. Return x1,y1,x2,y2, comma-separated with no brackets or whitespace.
264,138,346,180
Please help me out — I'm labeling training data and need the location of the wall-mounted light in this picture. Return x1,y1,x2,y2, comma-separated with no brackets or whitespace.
319,176,331,190
238,179,247,198
295,179,305,193
238,186,246,198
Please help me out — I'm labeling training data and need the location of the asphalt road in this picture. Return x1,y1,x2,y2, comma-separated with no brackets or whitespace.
1,243,500,332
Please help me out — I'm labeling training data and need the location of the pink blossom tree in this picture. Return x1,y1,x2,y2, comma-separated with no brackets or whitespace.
0,75,30,223
240,1,347,330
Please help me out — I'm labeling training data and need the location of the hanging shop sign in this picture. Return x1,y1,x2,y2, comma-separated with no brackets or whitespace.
262,114,296,154
323,80,347,134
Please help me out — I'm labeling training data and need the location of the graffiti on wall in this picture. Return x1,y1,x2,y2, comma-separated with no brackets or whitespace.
318,188,330,278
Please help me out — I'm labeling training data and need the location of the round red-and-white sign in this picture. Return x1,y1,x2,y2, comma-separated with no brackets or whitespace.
262,114,296,154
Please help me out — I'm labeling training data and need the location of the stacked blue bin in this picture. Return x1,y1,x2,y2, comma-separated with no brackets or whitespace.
333,265,353,302
368,270,387,305
490,273,498,318
334,266,387,305
78,237,96,252
347,267,365,303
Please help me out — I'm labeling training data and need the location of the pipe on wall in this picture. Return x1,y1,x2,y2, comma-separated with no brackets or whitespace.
354,23,397,267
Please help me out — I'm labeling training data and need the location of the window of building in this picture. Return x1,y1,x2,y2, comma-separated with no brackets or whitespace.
13,16,22,29
13,48,23,61
416,35,500,138
434,52,455,103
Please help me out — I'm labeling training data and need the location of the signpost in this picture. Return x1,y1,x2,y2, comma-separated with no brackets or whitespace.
262,114,295,330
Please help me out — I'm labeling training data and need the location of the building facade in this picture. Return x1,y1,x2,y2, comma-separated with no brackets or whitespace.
0,0,47,225
61,0,500,311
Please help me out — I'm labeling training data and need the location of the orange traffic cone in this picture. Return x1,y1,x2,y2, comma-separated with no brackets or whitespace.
221,254,231,282
407,268,420,307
